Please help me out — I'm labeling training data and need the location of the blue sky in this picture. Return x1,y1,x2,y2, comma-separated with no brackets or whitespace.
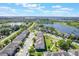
0,3,79,16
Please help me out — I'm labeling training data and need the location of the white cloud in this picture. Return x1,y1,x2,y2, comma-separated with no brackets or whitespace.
25,4,38,8
58,8,73,11
52,10,68,13
0,4,75,17
42,8,72,16
0,6,16,13
52,5,62,8
43,8,70,14
24,9,34,13
16,3,39,8
0,6,18,16
41,5,73,16
52,5,73,11
16,3,45,11
0,7,12,11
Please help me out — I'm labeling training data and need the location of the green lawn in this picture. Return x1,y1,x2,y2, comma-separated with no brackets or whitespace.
44,34,53,50
44,33,61,52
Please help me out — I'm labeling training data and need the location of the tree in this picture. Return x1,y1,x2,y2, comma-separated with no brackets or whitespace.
39,24,44,28
58,39,70,51
77,37,79,40
66,39,72,46
58,39,65,47
28,46,35,56
0,28,10,36
61,42,69,51
20,42,24,47
11,25,20,31
0,43,3,49
68,34,75,39
4,39,10,45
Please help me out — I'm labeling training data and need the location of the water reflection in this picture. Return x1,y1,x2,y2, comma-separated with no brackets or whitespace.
44,23,79,37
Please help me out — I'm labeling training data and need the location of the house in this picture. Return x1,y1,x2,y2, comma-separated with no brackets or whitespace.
0,30,29,56
34,31,45,51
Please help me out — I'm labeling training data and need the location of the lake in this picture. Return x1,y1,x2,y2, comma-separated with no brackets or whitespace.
44,23,79,37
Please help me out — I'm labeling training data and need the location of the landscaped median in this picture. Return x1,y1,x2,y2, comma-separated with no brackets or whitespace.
0,28,24,50
28,22,37,32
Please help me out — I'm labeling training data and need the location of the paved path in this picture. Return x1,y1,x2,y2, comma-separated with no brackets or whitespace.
15,32,34,56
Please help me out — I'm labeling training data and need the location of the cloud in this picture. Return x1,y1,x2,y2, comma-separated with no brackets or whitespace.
0,6,16,14
0,7,15,12
52,5,62,8
52,5,73,11
16,3,45,11
43,8,70,14
0,3,76,17
45,5,74,16
42,7,73,16
24,4,38,8
16,3,39,9
57,8,73,11
0,6,18,16
24,9,34,13
40,5,73,16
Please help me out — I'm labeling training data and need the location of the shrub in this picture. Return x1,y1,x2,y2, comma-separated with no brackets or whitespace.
0,43,4,49
29,46,35,53
4,39,11,45
68,34,75,39
20,42,24,47
33,38,36,43
28,46,36,56
71,43,79,49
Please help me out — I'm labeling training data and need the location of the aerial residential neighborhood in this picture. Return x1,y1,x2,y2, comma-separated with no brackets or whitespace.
0,3,79,56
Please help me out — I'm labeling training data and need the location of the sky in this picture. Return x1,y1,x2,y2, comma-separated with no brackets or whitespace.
0,3,79,17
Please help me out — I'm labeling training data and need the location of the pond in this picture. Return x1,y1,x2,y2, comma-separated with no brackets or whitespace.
44,23,79,37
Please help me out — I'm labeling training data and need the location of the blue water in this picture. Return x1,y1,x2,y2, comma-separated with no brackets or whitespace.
44,23,79,36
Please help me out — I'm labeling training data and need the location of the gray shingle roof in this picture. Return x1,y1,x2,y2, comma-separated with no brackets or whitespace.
35,31,45,50
0,30,29,56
